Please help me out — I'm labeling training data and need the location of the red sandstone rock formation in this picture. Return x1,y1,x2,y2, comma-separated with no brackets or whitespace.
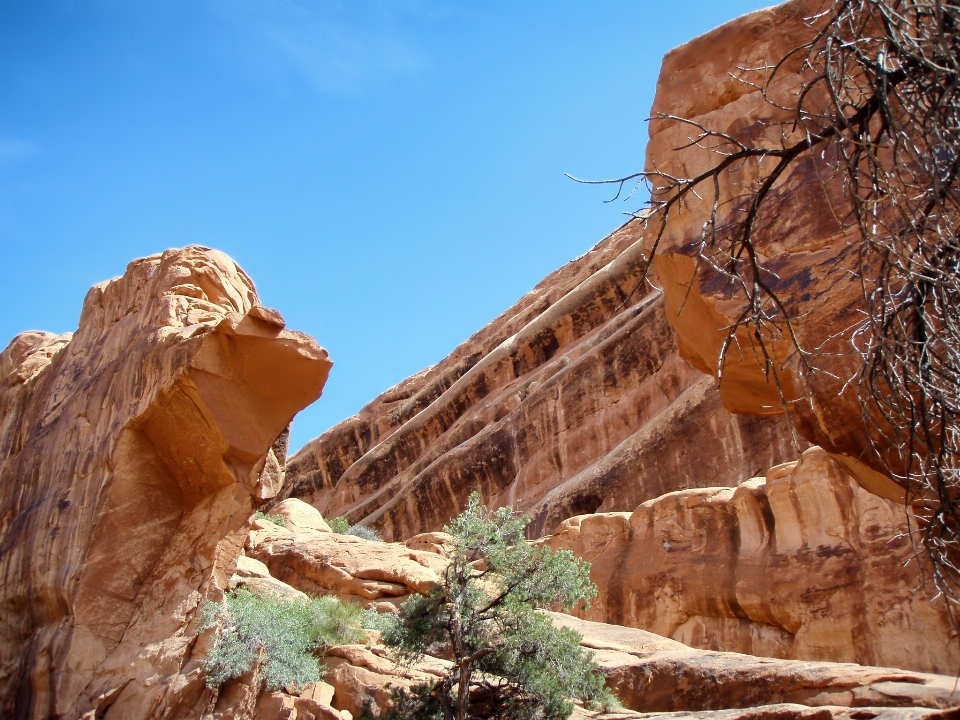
644,0,902,487
282,222,802,542
0,247,331,720
224,519,960,720
552,613,960,715
1,2,954,717
541,447,957,676
244,503,447,611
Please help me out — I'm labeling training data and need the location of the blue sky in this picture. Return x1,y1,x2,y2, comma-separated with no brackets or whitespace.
0,0,772,452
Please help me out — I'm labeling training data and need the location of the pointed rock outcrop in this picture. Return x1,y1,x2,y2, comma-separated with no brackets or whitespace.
0,247,331,719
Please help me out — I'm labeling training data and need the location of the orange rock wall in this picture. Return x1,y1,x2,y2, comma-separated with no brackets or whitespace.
283,222,802,541
542,447,957,675
645,0,883,469
0,247,331,720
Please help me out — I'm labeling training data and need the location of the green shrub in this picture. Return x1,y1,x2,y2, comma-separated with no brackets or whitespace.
328,516,351,534
329,515,384,542
377,492,618,720
254,511,287,528
361,607,397,635
200,589,365,692
309,595,366,647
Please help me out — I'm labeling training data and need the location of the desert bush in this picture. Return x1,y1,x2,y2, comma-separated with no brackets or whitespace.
345,524,384,542
310,595,366,646
328,516,351,534
200,589,365,692
254,511,287,528
360,607,398,635
330,515,384,542
376,492,617,720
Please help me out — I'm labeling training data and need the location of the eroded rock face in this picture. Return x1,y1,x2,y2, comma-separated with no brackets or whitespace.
541,448,957,675
555,613,960,716
245,522,446,610
283,222,802,541
0,247,331,720
322,643,451,719
644,0,892,475
224,465,956,718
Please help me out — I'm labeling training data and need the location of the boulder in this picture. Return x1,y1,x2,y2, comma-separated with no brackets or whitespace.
269,498,333,534
246,529,447,607
643,0,904,475
234,554,273,579
322,644,450,718
300,681,335,707
252,692,342,720
404,531,454,557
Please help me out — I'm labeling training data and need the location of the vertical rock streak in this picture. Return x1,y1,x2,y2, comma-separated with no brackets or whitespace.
284,224,801,541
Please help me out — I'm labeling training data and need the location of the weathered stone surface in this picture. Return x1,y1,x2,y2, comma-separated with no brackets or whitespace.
322,644,450,718
234,554,273,580
246,527,447,608
229,553,311,601
270,498,332,534
570,705,955,720
209,686,345,720
404,531,454,557
0,246,332,719
283,224,802,541
643,0,892,473
252,691,343,720
255,428,291,503
552,613,960,715
541,448,957,675
300,681,336,708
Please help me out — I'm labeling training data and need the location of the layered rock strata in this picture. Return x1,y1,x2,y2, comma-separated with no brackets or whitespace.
542,447,957,675
0,247,331,720
283,222,802,541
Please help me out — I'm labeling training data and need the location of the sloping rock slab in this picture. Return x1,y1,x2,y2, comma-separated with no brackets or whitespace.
550,613,960,714
541,447,956,675
570,707,958,720
283,225,801,541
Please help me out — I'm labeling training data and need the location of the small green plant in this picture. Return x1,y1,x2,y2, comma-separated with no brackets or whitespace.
328,516,351,534
374,492,618,720
330,515,384,542
254,511,287,529
345,524,384,542
200,589,365,692
310,595,366,646
361,607,397,635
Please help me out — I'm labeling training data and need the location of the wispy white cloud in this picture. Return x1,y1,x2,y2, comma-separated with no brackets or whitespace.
212,0,429,96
